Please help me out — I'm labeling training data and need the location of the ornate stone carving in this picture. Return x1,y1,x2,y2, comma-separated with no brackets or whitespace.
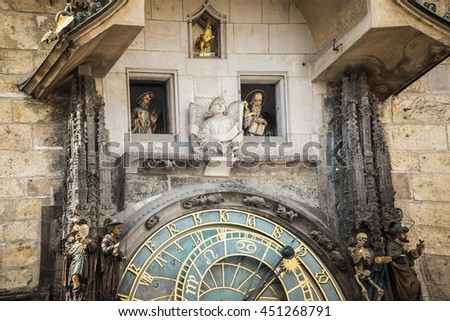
310,230,347,271
276,204,298,223
183,193,225,209
145,215,160,230
242,195,271,208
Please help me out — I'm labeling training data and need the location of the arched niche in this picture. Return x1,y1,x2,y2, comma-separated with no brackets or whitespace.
187,0,227,58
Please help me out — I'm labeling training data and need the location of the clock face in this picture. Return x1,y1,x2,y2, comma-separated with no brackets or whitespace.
118,209,344,301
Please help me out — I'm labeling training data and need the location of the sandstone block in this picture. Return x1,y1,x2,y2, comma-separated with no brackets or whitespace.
13,99,66,124
0,179,25,197
378,98,392,124
12,198,42,220
33,124,65,149
0,12,38,50
150,0,182,21
392,95,450,124
411,226,450,256
1,220,39,242
390,151,419,171
403,76,427,93
27,178,63,197
423,255,450,300
0,50,35,75
2,241,40,267
391,173,411,200
144,21,181,52
11,0,58,13
233,24,269,53
0,150,65,178
262,0,289,23
411,174,450,202
428,64,450,92
0,75,22,94
0,0,9,10
0,267,39,290
230,0,262,23
269,24,315,53
419,152,450,173
396,201,450,227
0,199,10,218
383,125,447,151
0,124,33,150
0,99,12,123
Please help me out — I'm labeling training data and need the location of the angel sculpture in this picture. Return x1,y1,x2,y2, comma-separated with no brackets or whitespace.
189,97,244,157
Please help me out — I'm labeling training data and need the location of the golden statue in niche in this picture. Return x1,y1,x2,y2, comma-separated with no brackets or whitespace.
195,19,215,57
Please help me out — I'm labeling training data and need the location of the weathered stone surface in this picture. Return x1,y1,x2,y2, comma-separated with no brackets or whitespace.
391,173,411,200
0,124,33,150
428,64,450,92
269,24,315,53
2,241,39,267
403,76,427,93
233,24,269,53
0,0,9,10
0,267,39,290
0,75,22,94
0,150,64,178
33,124,65,149
419,152,450,173
0,199,10,218
13,99,66,124
396,201,450,227
27,178,63,197
0,179,25,197
392,96,450,124
262,0,289,23
411,174,450,202
1,220,39,241
411,226,450,256
0,99,12,123
150,0,182,21
144,21,181,52
0,12,38,50
230,0,262,23
423,255,450,300
390,151,419,171
383,125,448,151
11,0,58,13
124,175,169,203
378,98,392,124
11,198,41,220
0,50,35,75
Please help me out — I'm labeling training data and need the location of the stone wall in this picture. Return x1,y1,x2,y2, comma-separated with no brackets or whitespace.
0,1,66,296
381,58,450,300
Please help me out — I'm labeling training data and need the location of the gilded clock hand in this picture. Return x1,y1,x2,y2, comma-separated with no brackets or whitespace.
242,246,295,301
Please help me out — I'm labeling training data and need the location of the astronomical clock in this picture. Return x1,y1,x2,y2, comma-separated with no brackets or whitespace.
117,209,344,301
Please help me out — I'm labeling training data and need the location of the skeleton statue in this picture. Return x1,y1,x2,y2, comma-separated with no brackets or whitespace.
189,97,244,157
349,232,385,301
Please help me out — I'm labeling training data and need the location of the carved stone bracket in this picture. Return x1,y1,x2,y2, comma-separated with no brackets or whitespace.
242,195,271,209
145,215,160,230
182,193,225,209
276,204,298,223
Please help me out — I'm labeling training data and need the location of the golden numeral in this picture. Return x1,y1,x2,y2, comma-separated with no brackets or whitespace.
220,211,230,222
191,231,204,245
193,213,202,225
127,264,141,276
173,240,184,252
272,226,283,239
139,272,154,286
246,215,256,227
145,240,156,252
154,254,168,268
